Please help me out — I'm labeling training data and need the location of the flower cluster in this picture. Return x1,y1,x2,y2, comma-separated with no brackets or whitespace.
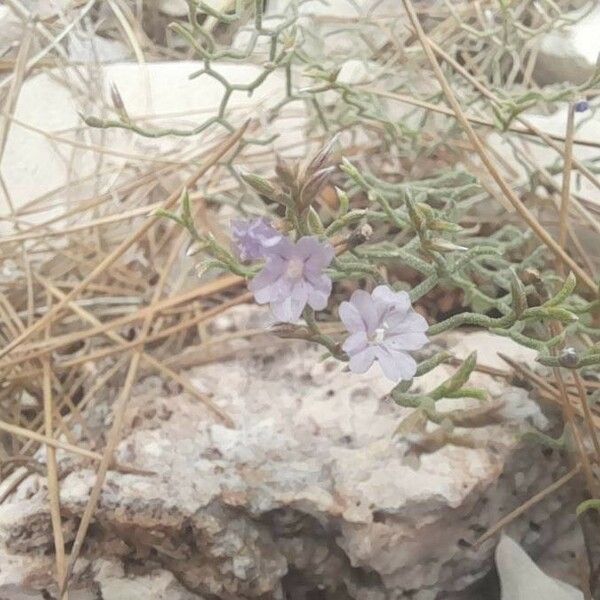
233,217,334,322
233,218,429,381
340,286,429,382
231,217,282,261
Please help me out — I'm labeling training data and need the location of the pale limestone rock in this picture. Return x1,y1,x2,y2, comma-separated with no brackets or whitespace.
17,0,73,19
0,61,288,235
0,6,24,56
496,535,583,600
0,332,576,599
485,103,600,264
67,33,129,63
446,330,537,371
94,558,203,600
337,59,374,85
535,4,600,85
158,0,189,17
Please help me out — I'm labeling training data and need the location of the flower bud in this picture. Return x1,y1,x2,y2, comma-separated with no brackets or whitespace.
81,114,104,128
427,238,468,253
509,269,527,317
239,171,282,201
299,166,335,210
275,155,299,189
335,187,350,215
186,240,207,256
559,347,579,368
307,134,340,176
521,268,549,302
546,307,579,324
405,196,425,232
110,83,129,121
347,223,373,248
307,206,325,234
428,219,462,233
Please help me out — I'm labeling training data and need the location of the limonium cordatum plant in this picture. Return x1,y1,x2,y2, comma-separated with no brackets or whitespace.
248,235,334,323
158,137,598,433
93,0,600,522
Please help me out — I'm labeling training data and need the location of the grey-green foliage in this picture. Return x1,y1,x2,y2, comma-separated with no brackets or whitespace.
160,141,595,434
88,1,600,432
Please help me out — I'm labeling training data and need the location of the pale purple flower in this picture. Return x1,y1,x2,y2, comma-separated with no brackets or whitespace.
231,217,282,261
574,100,590,113
249,236,334,323
339,286,428,382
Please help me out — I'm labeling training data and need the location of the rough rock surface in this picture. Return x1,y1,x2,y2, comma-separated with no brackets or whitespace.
0,328,577,599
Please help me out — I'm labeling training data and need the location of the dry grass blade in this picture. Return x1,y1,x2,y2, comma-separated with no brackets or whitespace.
428,39,600,225
553,364,599,495
37,275,234,427
2,292,252,382
0,418,104,463
0,274,243,368
475,464,582,546
0,120,249,361
357,86,600,150
0,21,34,197
558,102,576,273
573,371,600,464
42,301,67,595
59,123,248,596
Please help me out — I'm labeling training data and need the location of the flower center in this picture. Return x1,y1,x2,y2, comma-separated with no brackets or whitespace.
286,257,305,280
371,326,387,344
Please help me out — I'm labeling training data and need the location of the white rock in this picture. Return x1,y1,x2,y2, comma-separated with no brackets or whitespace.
496,534,583,600
67,33,129,63
1,61,289,234
0,334,576,599
486,102,600,251
158,0,188,17
447,330,537,371
535,4,600,85
337,59,375,85
97,560,201,600
0,6,23,56
159,0,221,17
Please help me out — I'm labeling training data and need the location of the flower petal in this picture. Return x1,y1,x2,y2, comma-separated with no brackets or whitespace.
350,289,380,334
372,286,410,312
295,236,322,258
231,217,283,260
339,301,365,333
306,244,335,272
271,290,306,323
342,331,368,354
348,347,377,374
270,236,295,260
271,297,295,322
384,332,428,351
306,274,332,311
248,259,286,303
375,347,417,382
388,310,429,334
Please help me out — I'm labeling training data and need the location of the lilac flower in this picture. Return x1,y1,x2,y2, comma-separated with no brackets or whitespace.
574,100,590,113
231,217,282,261
339,286,428,382
249,236,334,323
